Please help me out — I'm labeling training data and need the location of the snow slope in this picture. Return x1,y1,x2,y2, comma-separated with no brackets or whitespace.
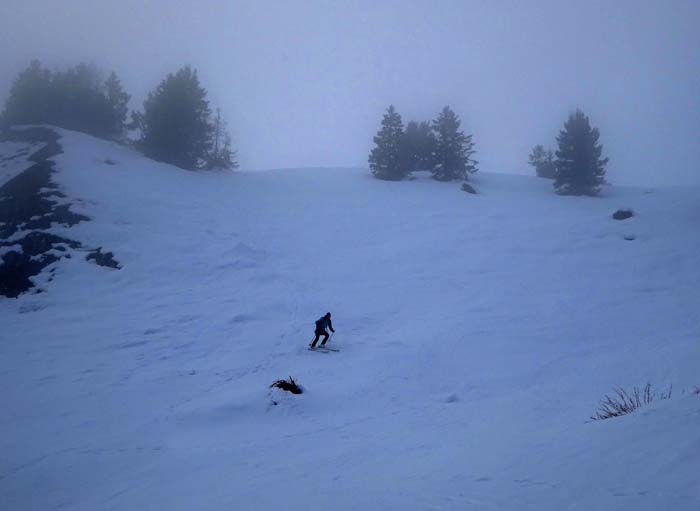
1,129,699,510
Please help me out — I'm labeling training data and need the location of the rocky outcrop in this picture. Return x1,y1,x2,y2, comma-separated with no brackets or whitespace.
0,127,120,298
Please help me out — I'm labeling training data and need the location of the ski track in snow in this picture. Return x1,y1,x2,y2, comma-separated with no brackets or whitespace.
1,129,700,510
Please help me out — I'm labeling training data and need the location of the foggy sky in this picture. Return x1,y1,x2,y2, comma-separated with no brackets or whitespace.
1,0,698,185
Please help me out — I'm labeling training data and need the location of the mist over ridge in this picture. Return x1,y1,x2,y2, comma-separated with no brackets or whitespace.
1,0,699,185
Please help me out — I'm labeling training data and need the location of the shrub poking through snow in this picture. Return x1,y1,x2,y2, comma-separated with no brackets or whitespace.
591,383,672,421
270,376,303,395
612,209,634,220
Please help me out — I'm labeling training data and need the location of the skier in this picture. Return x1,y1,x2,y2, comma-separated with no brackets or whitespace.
309,312,335,349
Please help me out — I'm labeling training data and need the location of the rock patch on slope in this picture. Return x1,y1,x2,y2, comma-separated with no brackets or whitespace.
0,127,120,298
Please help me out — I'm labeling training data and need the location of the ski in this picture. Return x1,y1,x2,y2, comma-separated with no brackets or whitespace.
319,346,340,352
308,347,329,353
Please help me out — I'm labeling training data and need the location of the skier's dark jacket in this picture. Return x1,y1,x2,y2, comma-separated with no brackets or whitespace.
315,315,334,334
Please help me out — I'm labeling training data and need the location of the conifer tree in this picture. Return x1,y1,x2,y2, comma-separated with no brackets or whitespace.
104,72,131,140
206,108,238,170
1,61,130,139
528,145,556,179
1,60,53,126
431,106,477,181
50,63,111,136
401,120,436,173
137,66,214,170
368,105,406,181
554,109,608,195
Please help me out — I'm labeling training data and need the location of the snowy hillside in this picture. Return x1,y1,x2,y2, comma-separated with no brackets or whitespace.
2,128,699,510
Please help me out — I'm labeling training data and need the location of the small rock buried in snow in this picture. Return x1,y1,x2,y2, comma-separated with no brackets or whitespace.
612,209,634,220
624,234,636,241
461,183,478,194
85,247,121,269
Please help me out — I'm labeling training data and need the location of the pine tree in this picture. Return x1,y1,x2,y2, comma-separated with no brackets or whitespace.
528,145,556,179
369,105,406,181
401,120,436,173
206,108,238,170
104,72,131,140
137,66,214,170
2,61,130,140
1,60,53,127
554,109,608,195
51,63,112,137
431,106,477,181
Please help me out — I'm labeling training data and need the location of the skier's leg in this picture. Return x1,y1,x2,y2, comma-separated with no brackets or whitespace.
310,332,321,348
319,332,329,346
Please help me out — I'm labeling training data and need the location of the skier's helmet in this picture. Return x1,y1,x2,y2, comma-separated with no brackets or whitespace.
325,312,331,318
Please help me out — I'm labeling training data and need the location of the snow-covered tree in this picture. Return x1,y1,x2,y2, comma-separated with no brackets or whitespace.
369,105,406,181
554,109,608,195
431,106,477,181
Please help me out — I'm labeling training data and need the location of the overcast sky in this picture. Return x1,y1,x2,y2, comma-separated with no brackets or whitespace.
1,0,698,185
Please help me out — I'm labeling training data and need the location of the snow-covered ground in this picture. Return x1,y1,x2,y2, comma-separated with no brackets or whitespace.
0,140,40,186
1,129,699,510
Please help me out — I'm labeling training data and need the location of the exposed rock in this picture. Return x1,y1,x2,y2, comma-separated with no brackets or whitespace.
86,247,121,269
0,127,120,297
612,209,634,220
0,232,80,298
461,183,478,194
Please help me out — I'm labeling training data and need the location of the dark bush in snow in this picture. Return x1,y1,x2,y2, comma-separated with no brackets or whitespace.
612,209,634,220
591,383,672,421
270,376,303,395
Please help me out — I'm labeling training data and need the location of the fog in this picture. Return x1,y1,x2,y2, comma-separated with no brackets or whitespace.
1,0,698,185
